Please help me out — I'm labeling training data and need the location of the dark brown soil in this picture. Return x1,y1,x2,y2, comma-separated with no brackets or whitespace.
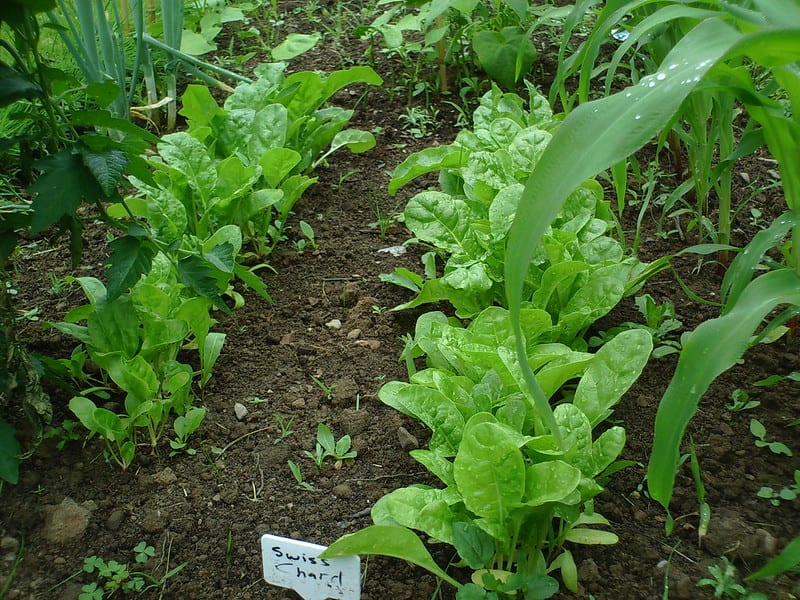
2,3,799,600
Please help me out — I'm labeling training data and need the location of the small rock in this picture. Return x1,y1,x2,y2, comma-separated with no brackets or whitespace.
578,558,600,584
151,467,177,486
326,319,342,329
377,245,407,257
397,426,419,451
234,402,249,421
353,339,381,350
291,398,306,409
279,332,294,345
0,536,18,553
332,484,354,499
43,498,96,544
106,509,125,532
141,509,169,534
331,377,359,408
347,328,362,339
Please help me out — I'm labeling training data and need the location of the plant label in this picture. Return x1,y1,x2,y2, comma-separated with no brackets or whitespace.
261,534,360,600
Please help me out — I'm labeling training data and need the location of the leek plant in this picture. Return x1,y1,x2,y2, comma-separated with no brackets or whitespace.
504,0,800,524
49,0,247,129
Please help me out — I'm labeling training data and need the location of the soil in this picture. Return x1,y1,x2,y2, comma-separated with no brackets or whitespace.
2,3,800,600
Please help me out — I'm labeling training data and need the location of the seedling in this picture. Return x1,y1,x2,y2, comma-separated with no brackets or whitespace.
56,542,186,599
304,423,357,468
310,376,335,401
292,221,319,252
170,407,206,456
750,419,793,456
398,106,439,138
726,389,760,412
288,460,316,491
273,413,295,445
696,557,767,599
757,470,800,506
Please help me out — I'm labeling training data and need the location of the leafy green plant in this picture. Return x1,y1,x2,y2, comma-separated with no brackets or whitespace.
170,406,206,455
310,376,335,401
384,85,643,342
726,389,760,412
484,0,800,525
323,306,652,596
292,221,318,253
50,276,222,469
696,557,768,600
749,419,792,457
131,62,380,260
273,413,295,444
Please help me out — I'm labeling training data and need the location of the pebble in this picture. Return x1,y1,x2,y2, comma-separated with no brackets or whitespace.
106,509,126,531
234,402,249,421
397,426,419,451
332,484,354,498
151,467,177,486
347,328,362,339
325,319,342,329
42,497,96,544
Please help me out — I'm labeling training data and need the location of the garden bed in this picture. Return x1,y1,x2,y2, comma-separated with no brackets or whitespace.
2,2,799,599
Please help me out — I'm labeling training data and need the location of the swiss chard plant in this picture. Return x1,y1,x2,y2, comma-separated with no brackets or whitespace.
383,85,643,346
48,272,221,469
323,306,653,597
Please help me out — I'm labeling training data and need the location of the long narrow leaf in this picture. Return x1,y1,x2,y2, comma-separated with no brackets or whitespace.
647,269,800,511
505,18,740,442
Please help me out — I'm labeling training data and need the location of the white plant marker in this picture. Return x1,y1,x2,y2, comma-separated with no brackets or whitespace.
261,534,360,600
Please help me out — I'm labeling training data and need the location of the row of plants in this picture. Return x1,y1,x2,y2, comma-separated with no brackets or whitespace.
0,0,381,478
321,0,800,597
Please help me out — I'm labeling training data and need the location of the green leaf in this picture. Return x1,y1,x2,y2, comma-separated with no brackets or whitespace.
563,528,618,545
177,255,226,311
389,145,465,196
405,192,475,255
320,525,461,588
28,149,104,233
453,414,525,523
0,65,43,106
372,486,456,545
180,84,223,128
105,236,155,301
648,269,800,511
271,32,321,60
0,419,21,484
86,295,140,359
521,460,581,506
472,27,537,90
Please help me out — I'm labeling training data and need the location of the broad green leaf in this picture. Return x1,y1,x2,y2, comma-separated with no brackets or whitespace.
180,84,223,128
409,449,455,487
140,319,189,357
378,381,464,456
573,329,652,427
200,332,225,386
0,65,43,106
92,407,127,441
272,32,321,60
250,104,289,158
453,415,525,522
389,145,465,196
177,255,226,310
86,295,140,358
105,236,154,301
371,486,456,545
320,65,383,106
648,269,800,511
563,528,618,545
453,521,495,570
320,525,461,588
521,460,581,506
259,147,301,187
29,149,103,233
472,27,537,91
79,144,127,197
158,132,217,211
181,29,216,55
405,192,475,255
107,355,159,404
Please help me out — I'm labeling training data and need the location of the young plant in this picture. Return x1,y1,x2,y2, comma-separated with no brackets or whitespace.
273,413,295,445
304,423,356,468
288,459,316,491
757,470,800,506
322,307,653,596
749,419,792,457
696,557,768,600
170,407,207,456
